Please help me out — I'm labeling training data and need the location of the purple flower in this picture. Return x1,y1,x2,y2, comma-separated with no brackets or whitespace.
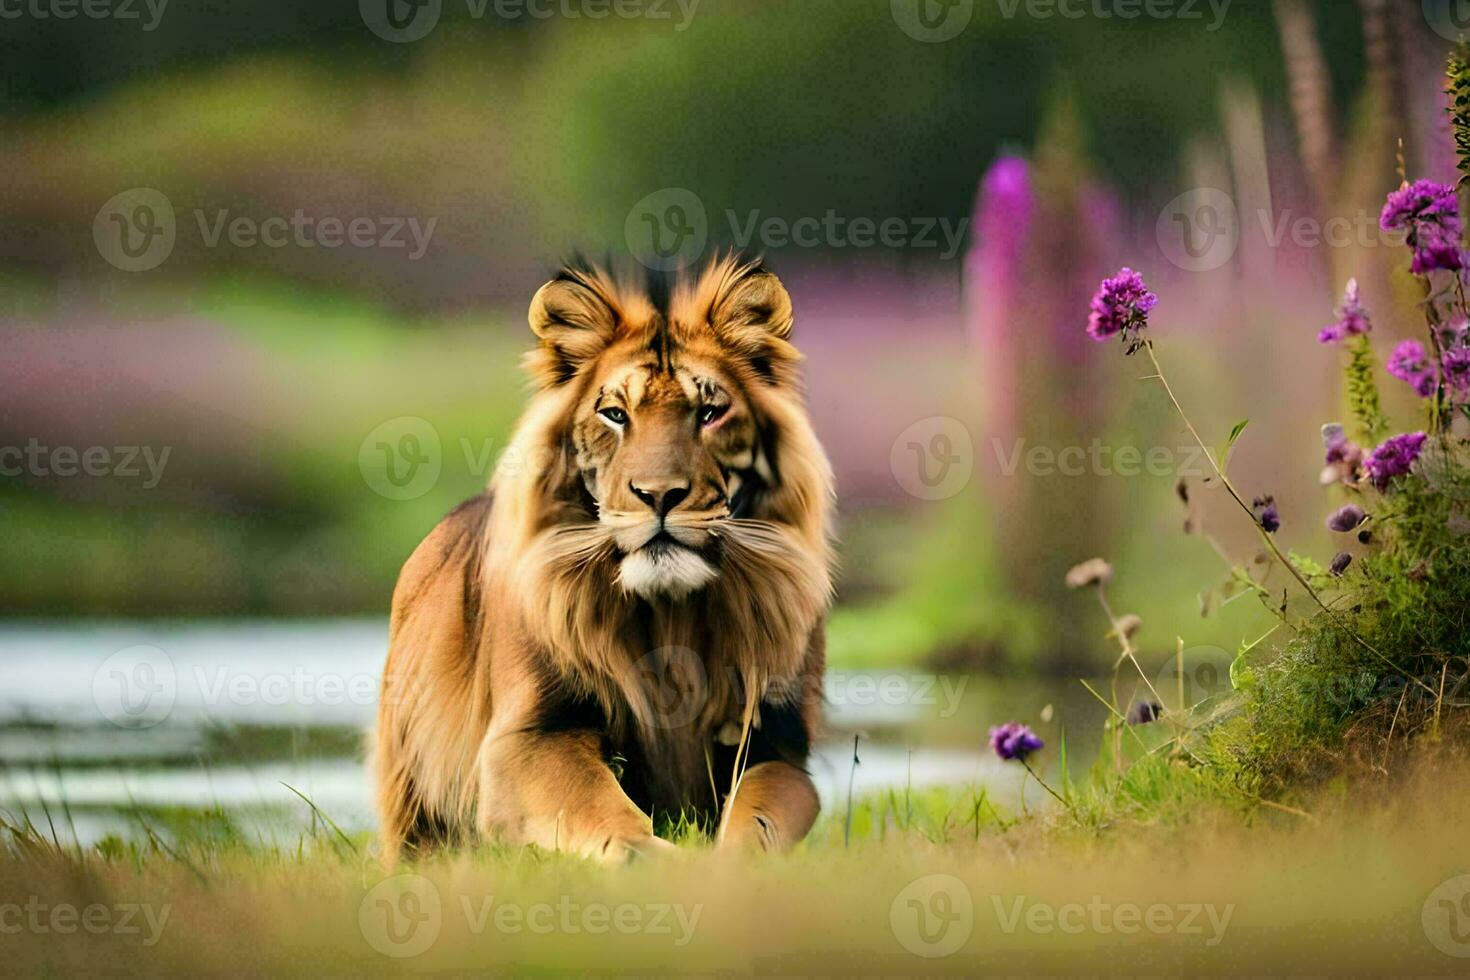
1364,432,1428,490
1381,180,1460,232
1440,317,1469,350
1320,424,1364,485
989,722,1044,762
1326,504,1367,532
1380,180,1463,276
1252,495,1281,533
1329,552,1353,576
1443,347,1470,395
1386,339,1437,398
1411,227,1464,275
1318,279,1372,344
1127,701,1162,726
1087,267,1157,352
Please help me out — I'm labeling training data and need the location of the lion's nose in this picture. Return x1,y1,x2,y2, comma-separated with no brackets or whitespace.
629,479,690,518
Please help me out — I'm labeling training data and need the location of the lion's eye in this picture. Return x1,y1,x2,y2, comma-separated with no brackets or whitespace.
599,407,628,426
698,404,728,427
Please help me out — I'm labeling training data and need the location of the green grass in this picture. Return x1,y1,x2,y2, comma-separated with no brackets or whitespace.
4,750,1468,975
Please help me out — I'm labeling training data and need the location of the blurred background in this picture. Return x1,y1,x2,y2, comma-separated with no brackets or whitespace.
0,0,1462,840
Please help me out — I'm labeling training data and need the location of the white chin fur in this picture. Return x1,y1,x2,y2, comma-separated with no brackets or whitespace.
618,546,718,599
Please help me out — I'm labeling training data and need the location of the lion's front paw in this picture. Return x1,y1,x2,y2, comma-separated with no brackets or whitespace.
597,833,678,865
717,813,781,853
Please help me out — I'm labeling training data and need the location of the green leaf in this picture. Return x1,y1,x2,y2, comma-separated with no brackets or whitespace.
1220,419,1249,473
1229,625,1279,691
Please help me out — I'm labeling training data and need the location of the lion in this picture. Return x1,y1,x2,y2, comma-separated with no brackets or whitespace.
373,255,835,864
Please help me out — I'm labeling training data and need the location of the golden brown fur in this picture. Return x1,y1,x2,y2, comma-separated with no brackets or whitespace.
374,256,834,864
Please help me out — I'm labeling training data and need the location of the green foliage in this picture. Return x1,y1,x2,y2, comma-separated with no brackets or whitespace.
1345,334,1389,445
1209,447,1470,796
1220,418,1250,473
1448,44,1470,188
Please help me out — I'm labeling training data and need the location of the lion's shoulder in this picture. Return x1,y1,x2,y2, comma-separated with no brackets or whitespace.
389,493,493,639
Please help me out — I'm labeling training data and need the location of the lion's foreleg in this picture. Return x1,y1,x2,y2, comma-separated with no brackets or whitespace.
476,728,674,863
716,760,819,853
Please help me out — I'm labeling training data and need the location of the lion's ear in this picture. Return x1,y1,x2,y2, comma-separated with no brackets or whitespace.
705,265,798,382
526,276,619,386
710,268,793,340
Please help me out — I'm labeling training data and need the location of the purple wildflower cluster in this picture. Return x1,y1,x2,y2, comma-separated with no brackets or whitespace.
988,722,1043,762
1363,432,1428,491
1444,347,1470,394
1318,279,1371,344
1251,495,1281,533
1380,180,1463,276
1087,267,1156,353
1386,339,1438,398
1384,337,1470,402
1326,504,1366,533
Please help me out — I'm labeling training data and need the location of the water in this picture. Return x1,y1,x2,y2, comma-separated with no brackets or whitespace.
0,621,1105,845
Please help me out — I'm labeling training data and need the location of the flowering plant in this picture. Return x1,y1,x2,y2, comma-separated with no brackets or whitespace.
1071,153,1470,792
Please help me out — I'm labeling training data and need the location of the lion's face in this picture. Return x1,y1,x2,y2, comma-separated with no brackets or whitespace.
510,257,822,603
571,342,760,598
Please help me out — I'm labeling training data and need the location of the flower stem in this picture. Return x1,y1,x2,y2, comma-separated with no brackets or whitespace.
1021,759,1069,809
1095,584,1168,718
1424,279,1451,435
1141,341,1431,694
